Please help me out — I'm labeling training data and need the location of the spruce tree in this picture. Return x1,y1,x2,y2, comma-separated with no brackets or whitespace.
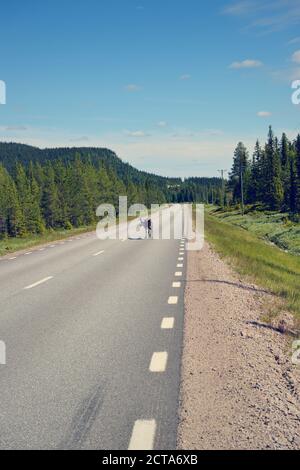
295,134,300,213
229,142,250,206
264,126,283,210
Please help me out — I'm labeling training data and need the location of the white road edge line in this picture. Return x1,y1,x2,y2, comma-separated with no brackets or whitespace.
172,281,181,288
128,419,157,450
24,276,53,290
168,296,178,305
93,250,105,257
9,257,17,260
149,351,168,372
161,317,175,329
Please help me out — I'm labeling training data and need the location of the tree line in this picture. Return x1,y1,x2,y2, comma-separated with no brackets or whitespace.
0,155,170,238
0,143,222,238
229,127,300,214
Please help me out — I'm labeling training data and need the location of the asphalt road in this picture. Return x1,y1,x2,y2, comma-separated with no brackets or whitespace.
0,208,186,450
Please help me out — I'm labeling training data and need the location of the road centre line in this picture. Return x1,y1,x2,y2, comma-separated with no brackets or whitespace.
24,276,53,290
93,250,105,257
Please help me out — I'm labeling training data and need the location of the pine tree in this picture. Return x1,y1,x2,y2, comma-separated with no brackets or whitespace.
229,142,250,207
15,163,45,234
263,126,283,210
289,150,298,213
0,165,25,237
295,134,300,213
41,164,62,228
249,140,262,203
280,133,292,210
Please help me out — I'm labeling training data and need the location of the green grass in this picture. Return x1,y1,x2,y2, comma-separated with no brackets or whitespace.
205,211,300,317
207,206,300,255
0,225,96,257
0,212,147,257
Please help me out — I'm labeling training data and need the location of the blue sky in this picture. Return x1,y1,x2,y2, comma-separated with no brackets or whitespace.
0,0,300,176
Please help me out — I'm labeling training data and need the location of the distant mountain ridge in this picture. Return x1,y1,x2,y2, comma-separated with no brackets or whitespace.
0,142,181,186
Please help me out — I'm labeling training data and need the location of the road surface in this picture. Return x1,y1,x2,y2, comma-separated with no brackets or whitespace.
0,208,186,450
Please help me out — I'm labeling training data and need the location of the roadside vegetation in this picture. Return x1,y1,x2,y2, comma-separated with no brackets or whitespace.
0,225,95,257
0,142,222,241
202,125,300,317
205,209,300,317
208,206,300,255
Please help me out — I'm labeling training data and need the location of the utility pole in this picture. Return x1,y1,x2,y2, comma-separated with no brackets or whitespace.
218,169,227,208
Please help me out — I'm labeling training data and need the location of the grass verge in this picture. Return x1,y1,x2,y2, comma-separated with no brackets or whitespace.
205,211,300,318
207,206,300,255
0,225,96,257
0,211,148,257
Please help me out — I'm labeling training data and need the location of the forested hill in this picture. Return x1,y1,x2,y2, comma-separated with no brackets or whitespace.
0,142,222,238
0,142,180,186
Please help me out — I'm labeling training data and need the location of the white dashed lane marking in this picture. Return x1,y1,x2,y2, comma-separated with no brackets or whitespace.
175,271,182,277
149,352,168,372
172,281,181,288
128,420,157,450
177,264,183,268
93,250,105,257
161,317,175,329
168,296,178,305
24,276,53,290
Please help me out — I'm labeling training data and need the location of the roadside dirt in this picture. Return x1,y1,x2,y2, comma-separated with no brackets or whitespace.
177,242,300,450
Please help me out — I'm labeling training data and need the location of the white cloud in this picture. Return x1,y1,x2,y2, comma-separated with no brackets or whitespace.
223,0,300,34
223,1,255,16
272,65,300,82
292,50,300,63
157,121,168,127
0,125,27,131
69,136,89,142
124,84,141,92
179,74,191,80
124,130,149,137
229,59,263,69
257,111,272,117
288,37,300,45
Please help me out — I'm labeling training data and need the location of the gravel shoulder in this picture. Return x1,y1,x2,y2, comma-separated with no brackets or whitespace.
177,242,300,450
